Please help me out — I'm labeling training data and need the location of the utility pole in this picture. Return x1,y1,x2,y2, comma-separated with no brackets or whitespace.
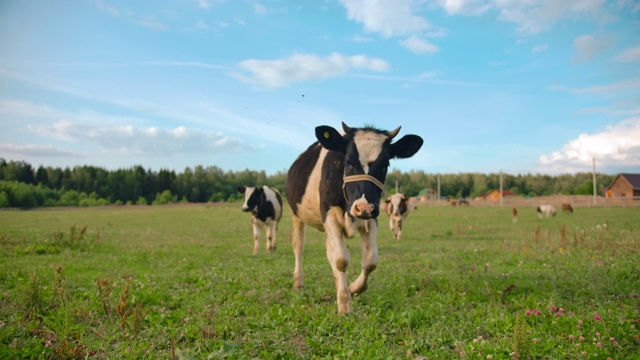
499,170,503,207
395,179,398,194
437,175,441,204
592,157,597,206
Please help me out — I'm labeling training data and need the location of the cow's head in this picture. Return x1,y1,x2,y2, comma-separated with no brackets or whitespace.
238,186,262,213
385,193,408,216
315,122,423,220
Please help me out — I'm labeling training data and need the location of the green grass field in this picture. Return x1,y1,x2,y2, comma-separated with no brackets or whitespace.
1,203,638,359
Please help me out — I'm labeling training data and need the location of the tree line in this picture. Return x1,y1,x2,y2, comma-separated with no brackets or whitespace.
0,159,615,208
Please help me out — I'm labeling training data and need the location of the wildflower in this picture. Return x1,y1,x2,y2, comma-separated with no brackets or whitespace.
525,310,532,316
487,355,493,359
534,309,541,316
559,307,565,313
579,336,585,342
578,320,583,326
594,314,603,321
473,338,479,344
550,305,557,311
533,338,539,344
596,342,603,348
631,325,636,330
610,337,615,342
555,311,562,317
569,335,574,341
596,332,601,337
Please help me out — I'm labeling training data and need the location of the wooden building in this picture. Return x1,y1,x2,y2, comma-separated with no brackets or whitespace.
486,189,515,202
606,173,640,199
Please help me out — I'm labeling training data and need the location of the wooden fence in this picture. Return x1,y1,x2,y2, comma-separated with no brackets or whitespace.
414,195,640,208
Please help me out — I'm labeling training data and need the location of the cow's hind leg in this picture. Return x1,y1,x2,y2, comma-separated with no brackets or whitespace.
349,219,379,297
292,214,305,289
252,221,261,255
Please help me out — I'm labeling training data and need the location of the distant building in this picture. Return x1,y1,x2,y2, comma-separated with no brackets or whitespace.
606,173,640,199
486,189,515,202
418,188,437,201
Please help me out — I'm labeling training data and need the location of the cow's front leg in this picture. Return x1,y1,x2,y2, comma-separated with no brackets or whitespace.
266,220,276,253
396,220,402,241
349,219,378,296
251,219,261,255
325,210,352,314
292,214,305,289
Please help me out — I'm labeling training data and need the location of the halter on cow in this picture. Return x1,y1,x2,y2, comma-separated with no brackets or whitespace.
286,122,423,314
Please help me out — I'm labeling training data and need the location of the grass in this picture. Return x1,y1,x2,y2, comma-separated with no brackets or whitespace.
0,203,638,359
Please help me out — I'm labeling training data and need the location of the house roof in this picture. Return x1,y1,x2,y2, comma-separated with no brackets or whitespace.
609,173,640,190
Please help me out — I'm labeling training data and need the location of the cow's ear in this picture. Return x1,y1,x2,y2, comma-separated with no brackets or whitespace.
237,186,245,193
316,125,346,153
390,134,423,159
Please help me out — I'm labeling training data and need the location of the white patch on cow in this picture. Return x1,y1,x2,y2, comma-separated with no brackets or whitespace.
295,146,327,231
262,186,282,221
241,186,255,211
354,130,388,174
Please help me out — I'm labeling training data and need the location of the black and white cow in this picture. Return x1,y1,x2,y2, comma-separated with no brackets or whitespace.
237,185,283,255
285,122,423,314
385,193,414,240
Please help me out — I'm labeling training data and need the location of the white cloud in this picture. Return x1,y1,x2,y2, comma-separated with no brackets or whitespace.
531,44,548,54
538,117,640,173
253,3,269,16
437,0,491,15
0,143,77,157
401,36,439,54
195,20,210,30
340,0,429,37
27,121,250,156
197,0,212,10
495,0,606,35
234,53,390,88
572,33,615,63
614,45,640,62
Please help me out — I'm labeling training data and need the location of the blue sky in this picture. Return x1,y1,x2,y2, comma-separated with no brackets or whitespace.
1,0,639,176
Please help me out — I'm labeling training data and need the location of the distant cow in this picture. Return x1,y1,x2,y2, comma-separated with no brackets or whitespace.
237,185,283,255
286,122,423,314
562,203,573,213
512,207,518,223
457,198,469,206
385,193,414,240
537,204,557,218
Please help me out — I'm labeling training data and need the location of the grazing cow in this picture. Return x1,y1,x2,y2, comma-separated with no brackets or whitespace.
537,204,557,218
385,193,414,240
286,122,423,314
562,203,573,214
457,198,469,206
237,185,283,255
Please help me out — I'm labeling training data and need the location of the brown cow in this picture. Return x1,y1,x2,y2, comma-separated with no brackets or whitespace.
562,203,573,214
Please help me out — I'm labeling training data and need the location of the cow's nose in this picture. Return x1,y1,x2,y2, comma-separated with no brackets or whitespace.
352,196,375,219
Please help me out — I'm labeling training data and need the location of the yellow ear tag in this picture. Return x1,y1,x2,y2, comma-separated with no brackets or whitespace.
324,131,330,139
